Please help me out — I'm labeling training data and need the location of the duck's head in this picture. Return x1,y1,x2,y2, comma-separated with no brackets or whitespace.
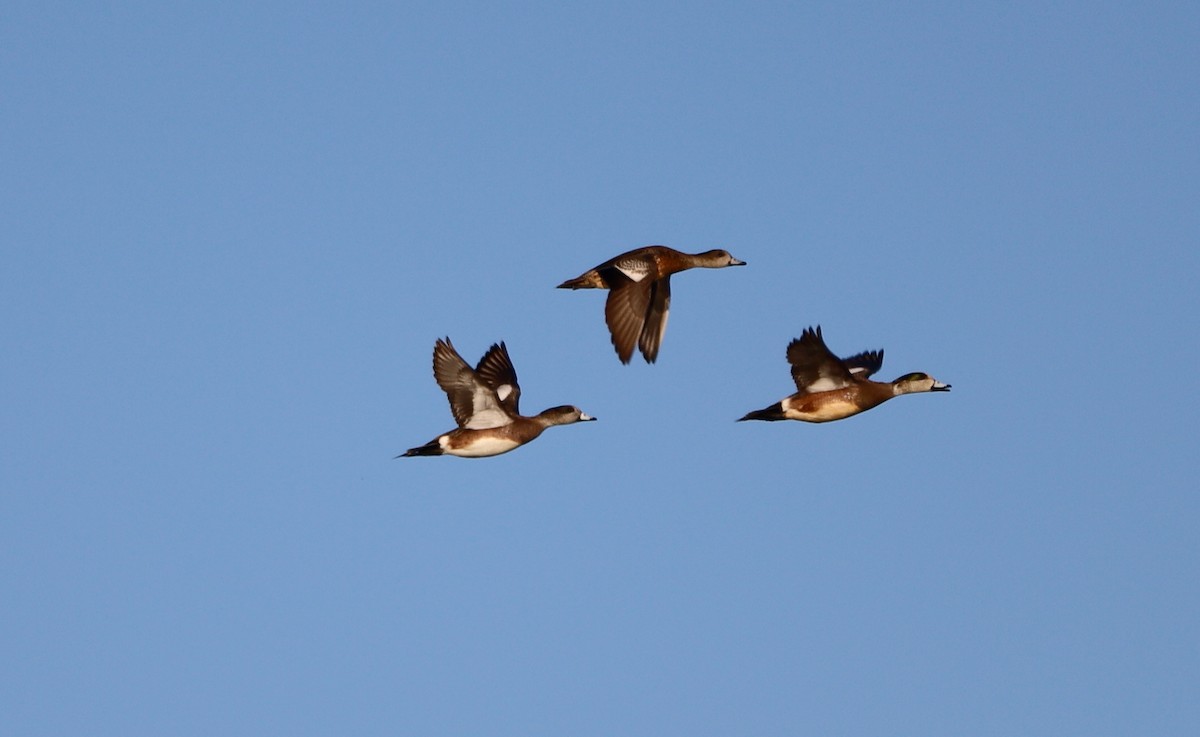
539,405,598,425
893,372,951,394
698,249,747,267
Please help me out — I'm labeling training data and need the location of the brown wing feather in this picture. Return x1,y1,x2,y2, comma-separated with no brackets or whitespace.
841,348,884,378
474,341,521,415
590,245,672,285
604,274,652,364
432,337,479,427
786,325,855,392
637,276,671,363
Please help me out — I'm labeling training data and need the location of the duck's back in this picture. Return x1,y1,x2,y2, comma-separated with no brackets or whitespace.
598,246,685,283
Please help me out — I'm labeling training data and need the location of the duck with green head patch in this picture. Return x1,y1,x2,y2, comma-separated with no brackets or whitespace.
399,338,596,458
738,326,950,424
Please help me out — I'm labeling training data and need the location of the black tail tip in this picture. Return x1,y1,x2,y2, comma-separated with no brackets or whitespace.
397,442,442,458
738,404,783,422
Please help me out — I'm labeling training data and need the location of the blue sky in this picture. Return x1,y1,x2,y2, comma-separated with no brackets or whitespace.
3,2,1198,735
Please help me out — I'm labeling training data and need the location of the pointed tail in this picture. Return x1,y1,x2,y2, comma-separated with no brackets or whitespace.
397,440,443,458
737,403,785,422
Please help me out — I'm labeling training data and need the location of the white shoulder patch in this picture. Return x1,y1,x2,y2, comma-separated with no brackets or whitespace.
616,261,651,281
465,408,512,430
806,377,848,393
466,385,511,428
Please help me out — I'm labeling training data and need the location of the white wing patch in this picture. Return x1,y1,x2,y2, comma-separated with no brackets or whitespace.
496,384,513,402
464,407,511,430
464,385,513,429
616,260,651,282
805,377,851,393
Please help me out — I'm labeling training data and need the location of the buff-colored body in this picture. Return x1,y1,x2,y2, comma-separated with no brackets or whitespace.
558,245,745,364
400,338,594,458
739,326,949,424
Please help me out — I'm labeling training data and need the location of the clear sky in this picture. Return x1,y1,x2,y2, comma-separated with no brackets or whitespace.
3,2,1198,735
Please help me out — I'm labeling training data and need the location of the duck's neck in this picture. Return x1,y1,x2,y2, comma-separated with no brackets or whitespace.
691,253,727,268
533,410,569,427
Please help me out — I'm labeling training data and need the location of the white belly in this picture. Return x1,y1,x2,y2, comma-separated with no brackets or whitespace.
786,398,860,423
443,435,522,457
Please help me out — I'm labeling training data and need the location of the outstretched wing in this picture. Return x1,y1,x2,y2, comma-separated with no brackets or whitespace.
841,348,884,379
432,338,512,429
604,272,653,364
637,276,671,363
786,325,856,393
474,341,521,415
